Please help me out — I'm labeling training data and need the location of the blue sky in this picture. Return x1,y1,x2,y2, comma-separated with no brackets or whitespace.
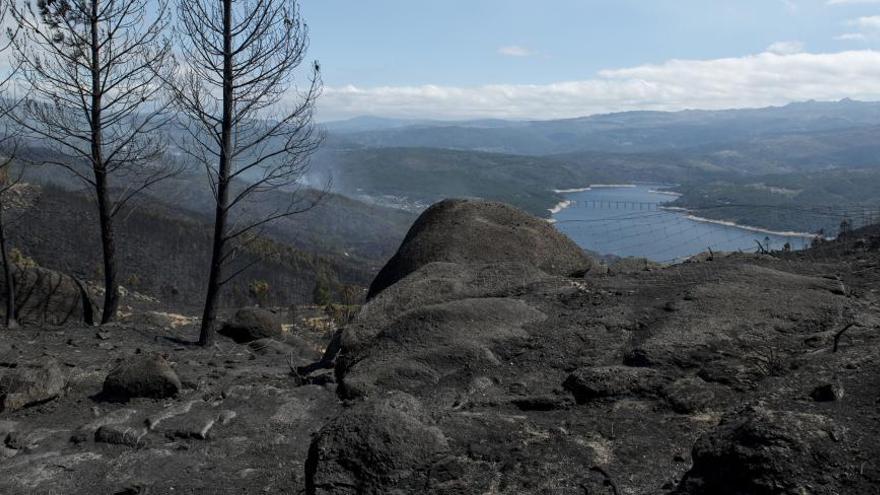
300,0,880,120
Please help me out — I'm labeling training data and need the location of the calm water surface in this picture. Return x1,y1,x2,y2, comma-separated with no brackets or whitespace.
551,185,814,263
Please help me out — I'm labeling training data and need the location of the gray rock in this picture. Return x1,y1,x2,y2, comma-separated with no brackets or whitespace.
94,424,148,447
563,366,660,403
0,359,65,412
810,382,844,402
306,392,449,494
367,199,597,298
676,406,847,494
102,354,181,400
217,410,236,425
163,412,216,440
219,308,283,344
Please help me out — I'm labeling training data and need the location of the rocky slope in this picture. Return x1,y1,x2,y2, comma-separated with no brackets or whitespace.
0,200,878,494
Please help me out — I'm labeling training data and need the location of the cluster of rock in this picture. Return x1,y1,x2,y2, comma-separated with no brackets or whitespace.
0,198,877,494
301,199,879,494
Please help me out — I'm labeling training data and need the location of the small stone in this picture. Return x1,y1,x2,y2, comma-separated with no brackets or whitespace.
4,431,28,450
165,413,216,440
218,410,237,425
563,366,659,403
95,424,148,447
98,343,115,350
97,332,112,341
810,382,844,402
70,430,90,444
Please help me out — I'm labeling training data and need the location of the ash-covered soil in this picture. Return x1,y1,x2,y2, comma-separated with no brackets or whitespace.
2,199,880,494
0,312,341,494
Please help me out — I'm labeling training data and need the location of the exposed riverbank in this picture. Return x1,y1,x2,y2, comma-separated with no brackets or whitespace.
662,206,820,239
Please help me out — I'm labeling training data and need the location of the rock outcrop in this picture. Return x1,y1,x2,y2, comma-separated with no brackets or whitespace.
367,199,597,298
302,199,880,495
0,359,65,412
0,266,94,326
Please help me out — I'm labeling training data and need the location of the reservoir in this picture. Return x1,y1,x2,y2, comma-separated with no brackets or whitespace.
551,185,815,263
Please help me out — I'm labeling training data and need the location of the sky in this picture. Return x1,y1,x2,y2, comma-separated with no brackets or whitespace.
298,0,880,121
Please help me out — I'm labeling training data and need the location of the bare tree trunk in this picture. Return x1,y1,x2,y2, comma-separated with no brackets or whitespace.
0,208,18,329
199,202,227,345
95,169,119,324
88,0,118,324
198,0,234,345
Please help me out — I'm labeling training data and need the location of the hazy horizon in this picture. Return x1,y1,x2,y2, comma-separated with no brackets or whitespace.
317,97,880,124
301,0,880,120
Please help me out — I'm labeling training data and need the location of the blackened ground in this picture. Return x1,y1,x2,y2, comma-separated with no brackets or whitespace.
0,212,878,494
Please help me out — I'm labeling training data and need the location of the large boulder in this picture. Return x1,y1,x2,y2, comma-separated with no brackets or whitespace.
0,266,94,326
0,359,65,412
367,199,597,298
102,354,181,400
219,308,283,344
305,392,449,494
676,406,849,494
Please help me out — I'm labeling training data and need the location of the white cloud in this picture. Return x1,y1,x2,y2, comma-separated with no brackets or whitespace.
319,50,880,120
836,15,880,42
836,32,868,40
498,45,534,57
851,15,880,29
766,41,804,54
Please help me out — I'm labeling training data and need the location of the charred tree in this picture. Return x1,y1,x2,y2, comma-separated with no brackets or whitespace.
8,0,175,324
172,0,323,345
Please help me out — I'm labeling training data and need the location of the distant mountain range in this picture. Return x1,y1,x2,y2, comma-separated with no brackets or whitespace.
324,99,880,156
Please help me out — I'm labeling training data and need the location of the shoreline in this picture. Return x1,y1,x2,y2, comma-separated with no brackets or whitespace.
553,184,640,194
662,207,817,238
648,189,682,197
548,199,573,215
